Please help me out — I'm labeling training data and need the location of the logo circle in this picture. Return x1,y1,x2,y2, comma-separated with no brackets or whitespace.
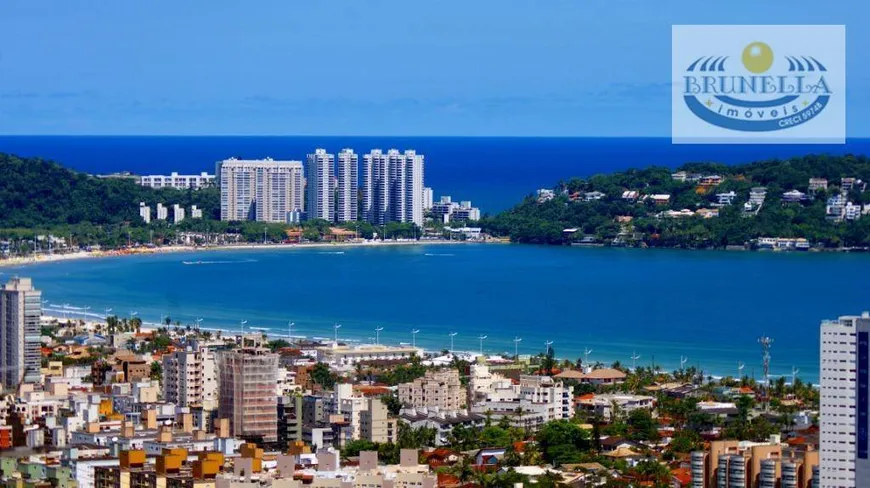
742,42,774,73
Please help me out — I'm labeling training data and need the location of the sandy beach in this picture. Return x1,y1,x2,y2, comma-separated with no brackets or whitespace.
0,238,500,269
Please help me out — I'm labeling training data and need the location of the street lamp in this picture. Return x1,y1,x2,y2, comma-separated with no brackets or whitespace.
288,321,295,345
411,329,420,348
375,327,384,346
333,323,341,344
478,335,487,356
513,337,522,359
449,332,458,354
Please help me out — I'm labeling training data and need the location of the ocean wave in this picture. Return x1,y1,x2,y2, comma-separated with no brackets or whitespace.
425,253,455,257
316,251,346,255
182,259,258,265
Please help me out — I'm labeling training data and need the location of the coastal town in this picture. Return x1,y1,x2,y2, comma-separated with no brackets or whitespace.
3,275,866,487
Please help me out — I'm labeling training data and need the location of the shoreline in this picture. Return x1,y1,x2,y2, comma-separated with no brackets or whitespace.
0,239,498,269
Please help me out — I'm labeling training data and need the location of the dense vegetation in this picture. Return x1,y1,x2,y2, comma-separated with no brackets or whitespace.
481,154,870,248
0,153,221,227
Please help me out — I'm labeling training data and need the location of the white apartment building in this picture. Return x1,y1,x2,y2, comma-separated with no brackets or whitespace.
362,149,425,227
139,202,151,224
470,374,572,432
306,149,335,222
336,148,358,223
324,383,369,440
156,203,168,220
431,197,481,223
423,187,434,211
217,158,304,223
820,311,870,488
0,277,42,388
140,171,214,190
190,205,203,219
162,349,204,408
173,204,185,224
398,369,463,410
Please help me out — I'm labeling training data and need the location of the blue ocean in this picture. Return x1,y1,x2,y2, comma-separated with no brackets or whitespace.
2,136,870,212
6,244,870,385
3,136,870,384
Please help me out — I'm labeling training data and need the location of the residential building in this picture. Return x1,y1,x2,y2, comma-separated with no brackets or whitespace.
162,350,204,408
826,194,847,221
217,345,279,442
399,407,484,446
157,203,168,220
555,367,626,386
809,178,829,192
362,149,425,227
716,191,737,206
335,148,358,223
621,190,639,201
173,204,185,224
398,369,463,410
820,312,870,488
782,190,807,203
139,203,151,224
583,191,605,202
430,197,481,223
217,158,304,223
650,194,671,205
745,187,768,214
691,439,818,488
306,149,335,222
536,189,555,202
190,205,203,219
277,395,303,447
422,187,434,211
315,343,421,367
139,172,215,190
576,394,654,421
470,375,572,431
844,202,863,221
360,397,396,444
0,277,42,388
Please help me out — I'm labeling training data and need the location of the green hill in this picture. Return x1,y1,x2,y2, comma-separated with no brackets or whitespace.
0,153,219,228
480,154,870,249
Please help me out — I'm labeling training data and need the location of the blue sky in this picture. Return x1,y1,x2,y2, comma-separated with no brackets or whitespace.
1,1,866,136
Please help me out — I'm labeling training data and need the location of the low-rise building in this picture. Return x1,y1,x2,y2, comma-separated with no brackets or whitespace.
399,407,485,446
576,394,654,421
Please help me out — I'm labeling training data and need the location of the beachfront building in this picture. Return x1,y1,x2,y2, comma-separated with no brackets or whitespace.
217,158,304,223
216,344,279,442
362,149,425,227
399,407,485,446
0,277,42,388
190,205,203,219
138,202,151,224
398,369,463,410
336,148,358,223
820,311,870,488
162,350,203,408
139,171,214,190
315,343,422,367
430,197,481,223
306,149,335,222
156,203,168,220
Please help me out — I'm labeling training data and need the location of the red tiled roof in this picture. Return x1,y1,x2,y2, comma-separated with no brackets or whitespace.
672,467,692,485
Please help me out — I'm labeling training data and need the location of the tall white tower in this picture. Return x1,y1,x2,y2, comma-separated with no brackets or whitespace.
820,311,870,488
306,149,335,222
336,149,358,223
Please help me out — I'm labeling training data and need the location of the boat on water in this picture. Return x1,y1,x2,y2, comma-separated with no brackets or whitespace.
182,260,204,265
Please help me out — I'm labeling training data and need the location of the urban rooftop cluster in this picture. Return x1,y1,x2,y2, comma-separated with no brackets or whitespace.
2,275,868,487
